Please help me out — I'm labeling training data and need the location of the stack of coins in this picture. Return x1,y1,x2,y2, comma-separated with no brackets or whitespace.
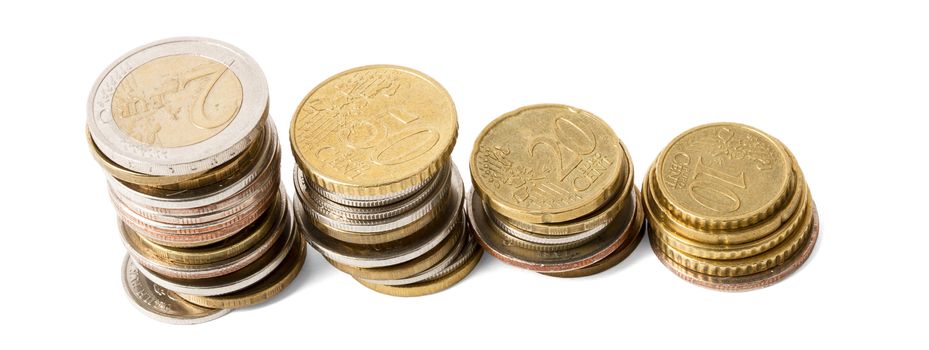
290,65,481,296
642,123,818,291
87,38,305,323
468,104,645,277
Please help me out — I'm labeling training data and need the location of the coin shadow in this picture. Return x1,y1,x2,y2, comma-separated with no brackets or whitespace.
242,245,337,311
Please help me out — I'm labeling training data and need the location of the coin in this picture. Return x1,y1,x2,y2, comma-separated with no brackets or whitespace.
179,234,307,309
298,166,464,268
468,187,641,273
133,215,297,297
120,193,286,266
653,123,792,231
290,65,478,295
467,104,642,277
649,204,820,291
90,38,300,322
290,65,457,198
470,104,627,224
121,255,230,324
88,37,269,176
643,122,819,291
355,239,482,297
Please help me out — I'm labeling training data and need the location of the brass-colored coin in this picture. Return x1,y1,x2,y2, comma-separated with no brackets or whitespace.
645,171,811,260
654,123,792,230
470,104,627,224
650,204,820,291
120,193,285,266
355,243,482,297
651,194,813,277
326,219,464,280
492,148,634,236
180,234,306,309
647,159,805,246
290,65,457,198
112,55,244,148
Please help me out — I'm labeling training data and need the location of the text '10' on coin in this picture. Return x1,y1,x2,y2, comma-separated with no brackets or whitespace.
644,122,819,291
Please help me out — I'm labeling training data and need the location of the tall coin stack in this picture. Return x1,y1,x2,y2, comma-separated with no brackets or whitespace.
468,104,645,277
642,123,818,291
87,38,305,323
290,65,481,297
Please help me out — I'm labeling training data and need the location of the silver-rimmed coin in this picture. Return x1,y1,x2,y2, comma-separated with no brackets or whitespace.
121,191,288,279
121,255,230,324
468,187,638,273
106,121,279,210
297,165,464,268
297,162,451,222
88,37,269,176
298,164,451,233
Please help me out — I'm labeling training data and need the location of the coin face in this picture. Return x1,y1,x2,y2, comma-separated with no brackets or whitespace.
471,104,625,223
88,37,268,175
121,255,229,324
655,123,790,229
291,65,457,196
111,55,243,147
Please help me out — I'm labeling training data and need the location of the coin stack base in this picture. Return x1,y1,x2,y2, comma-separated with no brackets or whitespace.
643,123,818,292
88,38,302,323
468,104,645,277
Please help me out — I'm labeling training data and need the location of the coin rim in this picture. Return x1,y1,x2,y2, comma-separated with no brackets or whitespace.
88,37,269,176
289,64,458,197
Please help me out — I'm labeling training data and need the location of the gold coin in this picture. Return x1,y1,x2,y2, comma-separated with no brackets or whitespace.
326,220,463,280
470,104,627,223
112,55,244,148
179,235,306,309
647,159,804,246
651,194,813,277
355,245,482,297
644,170,811,260
491,148,634,236
654,123,792,230
649,204,820,291
290,65,457,198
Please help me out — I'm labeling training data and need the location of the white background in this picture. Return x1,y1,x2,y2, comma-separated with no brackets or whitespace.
1,1,926,348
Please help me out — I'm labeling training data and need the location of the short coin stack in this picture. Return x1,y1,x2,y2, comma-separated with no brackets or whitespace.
87,38,304,323
290,65,481,296
642,122,818,291
468,104,645,277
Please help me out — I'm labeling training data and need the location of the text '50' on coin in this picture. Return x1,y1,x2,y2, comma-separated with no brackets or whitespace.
290,65,457,198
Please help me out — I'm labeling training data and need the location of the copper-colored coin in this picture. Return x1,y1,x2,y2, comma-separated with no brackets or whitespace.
468,187,639,273
650,204,820,291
